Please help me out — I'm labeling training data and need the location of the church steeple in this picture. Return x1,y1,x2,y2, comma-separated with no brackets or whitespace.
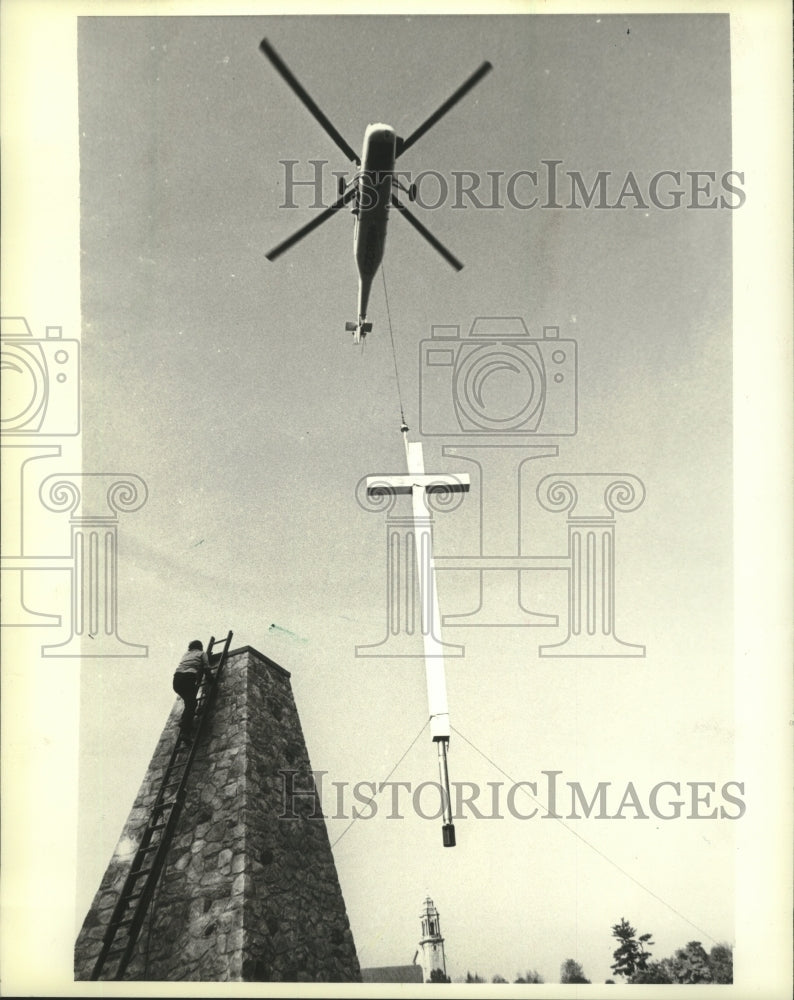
418,896,447,983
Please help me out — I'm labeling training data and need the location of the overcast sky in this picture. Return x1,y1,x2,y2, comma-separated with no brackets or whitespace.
2,3,792,995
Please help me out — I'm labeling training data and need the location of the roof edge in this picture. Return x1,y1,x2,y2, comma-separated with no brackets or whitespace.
223,644,292,679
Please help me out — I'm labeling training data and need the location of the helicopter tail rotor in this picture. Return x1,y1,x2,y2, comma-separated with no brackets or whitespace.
345,319,373,344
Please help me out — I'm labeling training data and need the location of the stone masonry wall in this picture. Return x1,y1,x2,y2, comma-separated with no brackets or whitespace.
73,693,208,980
74,646,361,982
239,647,359,982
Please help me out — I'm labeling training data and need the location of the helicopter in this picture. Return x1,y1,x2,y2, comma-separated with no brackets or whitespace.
260,38,492,343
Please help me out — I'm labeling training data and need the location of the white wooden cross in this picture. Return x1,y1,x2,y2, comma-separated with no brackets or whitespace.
366,427,469,846
366,427,470,742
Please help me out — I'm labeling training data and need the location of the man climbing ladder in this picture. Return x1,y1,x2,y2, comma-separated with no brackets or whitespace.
87,631,233,981
172,640,214,745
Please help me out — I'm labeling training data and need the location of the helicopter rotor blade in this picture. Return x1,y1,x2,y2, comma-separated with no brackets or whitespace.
266,188,356,261
396,61,492,159
391,195,464,271
259,38,361,165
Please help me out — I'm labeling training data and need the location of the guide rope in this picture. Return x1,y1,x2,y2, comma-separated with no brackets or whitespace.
381,262,407,429
451,724,718,944
331,718,429,848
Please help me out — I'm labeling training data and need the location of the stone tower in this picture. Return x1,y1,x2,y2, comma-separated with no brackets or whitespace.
418,896,447,983
74,644,361,983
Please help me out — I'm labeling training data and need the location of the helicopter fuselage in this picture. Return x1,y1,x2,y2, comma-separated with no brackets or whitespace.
260,36,490,343
353,123,396,325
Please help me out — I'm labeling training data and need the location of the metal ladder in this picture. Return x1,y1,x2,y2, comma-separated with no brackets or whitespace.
90,630,234,981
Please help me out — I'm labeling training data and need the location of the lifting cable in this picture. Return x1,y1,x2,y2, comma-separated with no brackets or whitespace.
381,262,407,429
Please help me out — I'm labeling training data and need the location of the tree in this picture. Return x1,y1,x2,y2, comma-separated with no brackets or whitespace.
610,917,654,979
708,943,733,984
491,974,508,983
560,959,590,984
464,971,485,983
626,938,733,985
428,968,451,983
629,960,674,984
669,941,713,984
514,970,544,983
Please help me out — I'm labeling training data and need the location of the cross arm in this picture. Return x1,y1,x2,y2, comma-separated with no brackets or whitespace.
365,473,470,495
